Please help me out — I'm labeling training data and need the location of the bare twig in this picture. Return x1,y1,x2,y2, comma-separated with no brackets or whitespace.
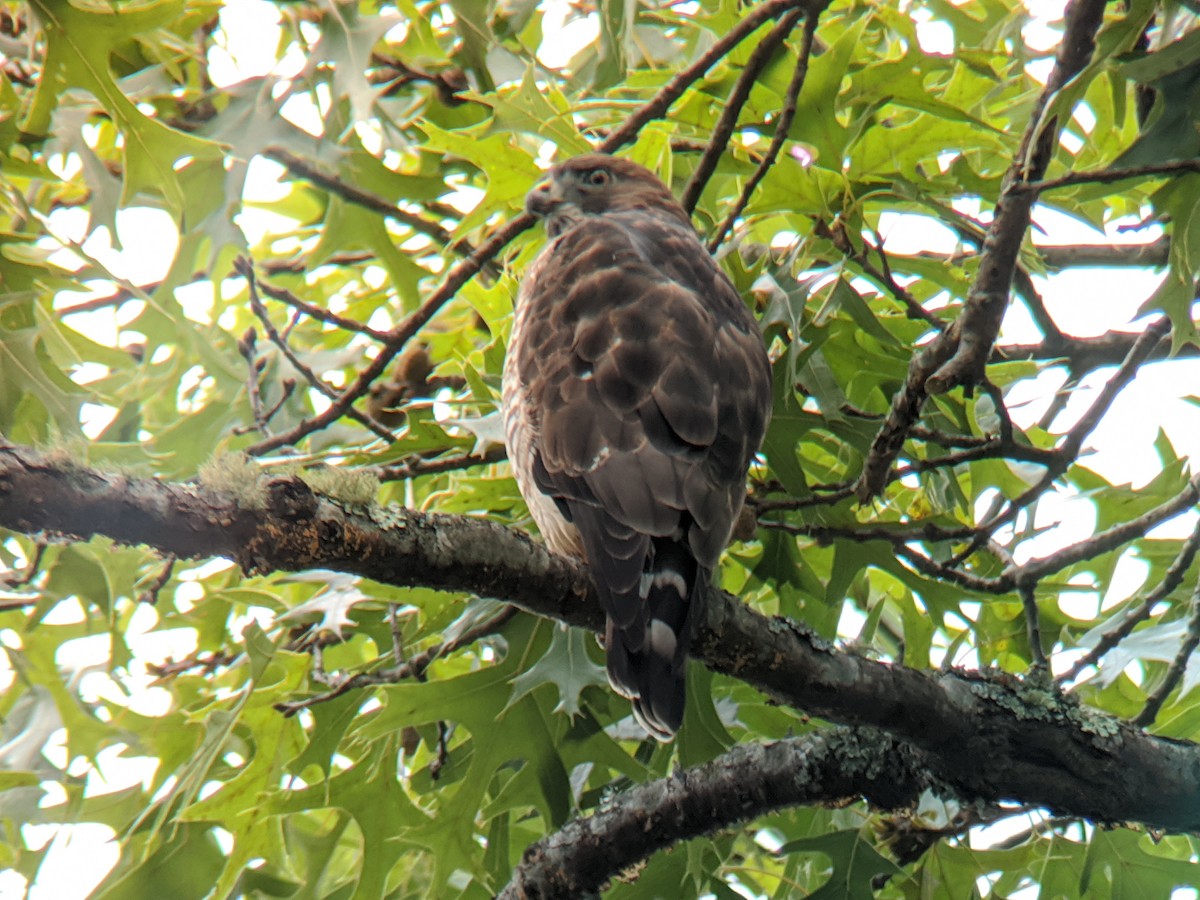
0,539,46,588
600,0,817,154
237,327,269,435
950,316,1173,564
388,602,407,665
893,544,1003,593
1022,159,1200,194
1056,316,1172,460
429,721,450,781
274,605,519,715
237,257,398,447
369,52,469,106
1061,518,1200,684
147,651,239,679
137,555,176,605
1020,581,1048,670
1134,575,1200,728
858,229,947,329
709,9,821,251
1011,266,1068,350
253,278,390,340
761,519,978,543
263,147,483,263
1011,471,1200,587
680,8,803,215
374,445,507,482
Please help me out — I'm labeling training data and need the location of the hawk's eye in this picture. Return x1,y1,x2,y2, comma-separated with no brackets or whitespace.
586,169,610,187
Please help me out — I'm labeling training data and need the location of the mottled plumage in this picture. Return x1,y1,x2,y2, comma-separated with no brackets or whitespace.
502,154,772,740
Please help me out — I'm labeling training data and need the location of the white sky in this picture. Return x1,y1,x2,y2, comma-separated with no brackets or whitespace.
5,1,1200,896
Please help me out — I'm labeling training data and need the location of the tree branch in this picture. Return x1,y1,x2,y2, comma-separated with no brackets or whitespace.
499,729,926,898
1134,573,1200,728
244,212,535,455
855,0,1109,501
1022,159,1200,194
6,443,1200,832
680,9,803,215
709,9,821,252
1061,517,1200,684
244,0,823,459
598,0,819,154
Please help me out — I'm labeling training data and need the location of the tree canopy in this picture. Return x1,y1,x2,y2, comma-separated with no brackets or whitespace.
2,0,1200,896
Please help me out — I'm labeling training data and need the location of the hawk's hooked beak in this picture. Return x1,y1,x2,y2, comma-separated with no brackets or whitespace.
525,176,564,217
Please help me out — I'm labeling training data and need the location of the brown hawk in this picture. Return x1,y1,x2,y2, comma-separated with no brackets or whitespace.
502,154,772,740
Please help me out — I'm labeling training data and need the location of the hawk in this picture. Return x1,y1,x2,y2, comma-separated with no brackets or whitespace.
502,154,772,740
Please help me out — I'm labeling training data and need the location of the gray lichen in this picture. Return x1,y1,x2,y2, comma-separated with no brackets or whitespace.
297,465,380,508
198,451,267,509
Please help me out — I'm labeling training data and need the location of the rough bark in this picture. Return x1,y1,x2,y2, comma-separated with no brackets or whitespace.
5,441,1200,838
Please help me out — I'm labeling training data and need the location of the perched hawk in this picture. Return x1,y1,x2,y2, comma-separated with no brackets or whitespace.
502,154,772,740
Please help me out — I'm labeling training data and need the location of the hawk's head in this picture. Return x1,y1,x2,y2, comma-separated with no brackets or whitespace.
526,154,691,237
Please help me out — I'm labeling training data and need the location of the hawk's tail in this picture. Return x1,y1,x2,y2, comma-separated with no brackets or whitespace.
606,537,706,741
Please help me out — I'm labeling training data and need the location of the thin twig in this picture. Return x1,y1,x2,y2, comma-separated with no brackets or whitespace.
1011,471,1200,587
600,0,816,154
374,445,507,482
1056,316,1172,461
0,540,46,588
680,8,803,215
1061,518,1200,684
1134,575,1200,728
263,147,496,273
254,278,391,340
1021,159,1200,194
237,327,268,435
237,257,398,446
147,651,238,679
1019,581,1048,670
956,317,1173,562
709,9,821,251
858,229,946,330
275,605,519,715
893,544,1004,593
980,379,1015,446
1011,266,1068,350
137,554,176,605
761,519,978,543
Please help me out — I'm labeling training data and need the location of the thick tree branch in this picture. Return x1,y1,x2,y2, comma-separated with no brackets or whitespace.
6,443,1200,832
499,729,925,898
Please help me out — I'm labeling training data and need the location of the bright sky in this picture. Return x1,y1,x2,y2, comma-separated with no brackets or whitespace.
5,1,1199,897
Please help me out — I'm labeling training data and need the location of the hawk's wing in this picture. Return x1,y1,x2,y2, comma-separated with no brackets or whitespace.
508,210,771,737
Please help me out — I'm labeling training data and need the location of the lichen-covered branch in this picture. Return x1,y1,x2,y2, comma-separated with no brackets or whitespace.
499,729,928,899
6,442,1200,833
